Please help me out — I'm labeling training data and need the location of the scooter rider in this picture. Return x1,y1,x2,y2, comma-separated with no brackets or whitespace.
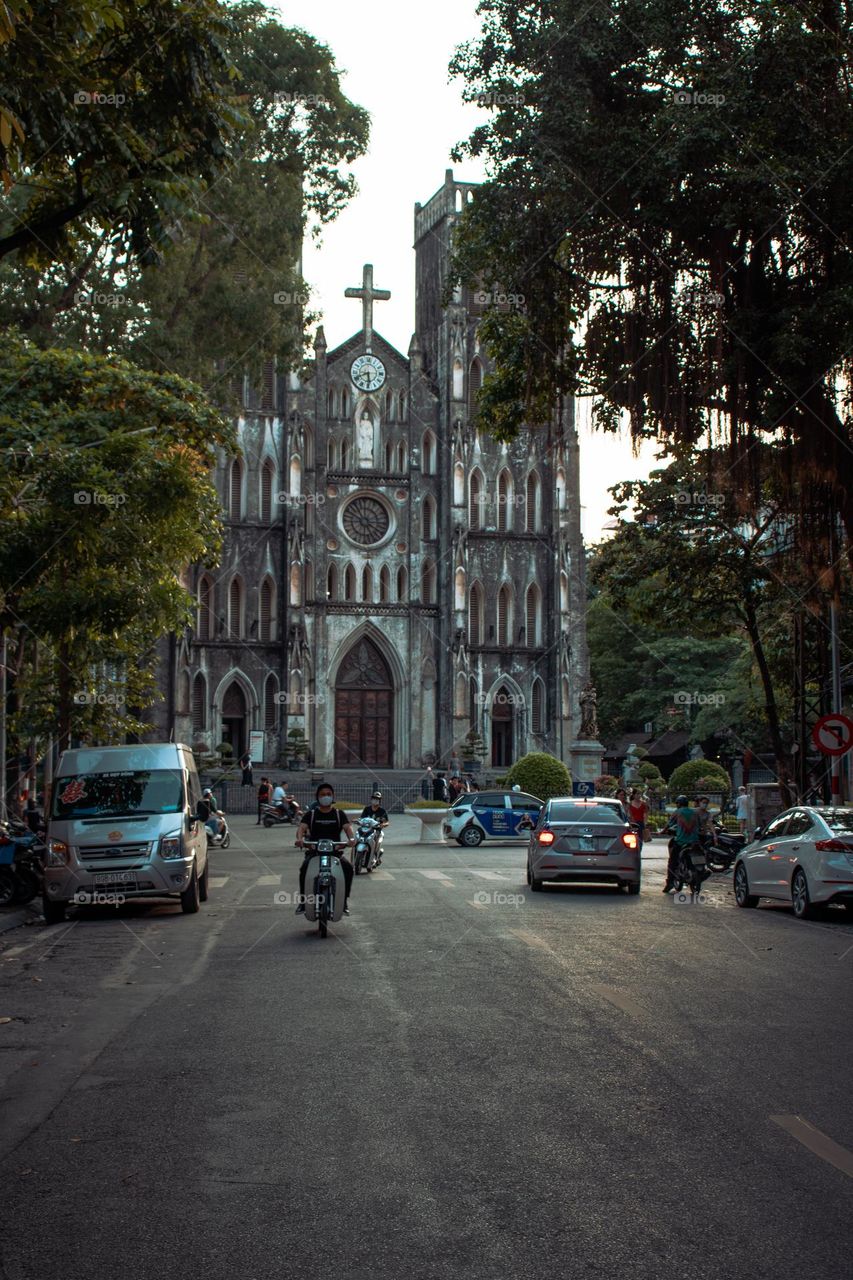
271,780,300,822
295,784,355,915
201,789,226,841
359,791,389,864
663,794,700,892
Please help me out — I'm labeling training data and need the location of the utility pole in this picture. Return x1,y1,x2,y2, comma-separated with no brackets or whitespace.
0,631,7,823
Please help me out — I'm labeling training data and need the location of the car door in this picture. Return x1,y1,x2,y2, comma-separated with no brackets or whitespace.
471,793,510,839
747,812,792,894
773,810,814,900
510,793,542,838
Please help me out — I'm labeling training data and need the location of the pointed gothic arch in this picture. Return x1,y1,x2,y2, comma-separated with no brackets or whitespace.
328,625,405,768
497,582,513,647
229,458,243,521
260,458,276,522
525,582,542,647
531,677,545,735
191,672,207,732
422,430,436,475
259,576,275,642
228,576,244,638
197,574,214,640
468,581,484,646
468,358,483,417
379,564,391,602
497,468,513,532
469,468,484,530
526,470,542,533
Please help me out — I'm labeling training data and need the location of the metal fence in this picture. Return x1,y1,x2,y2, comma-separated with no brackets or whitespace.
202,779,430,816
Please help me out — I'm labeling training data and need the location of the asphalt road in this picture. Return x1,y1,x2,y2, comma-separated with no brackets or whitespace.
1,817,851,1280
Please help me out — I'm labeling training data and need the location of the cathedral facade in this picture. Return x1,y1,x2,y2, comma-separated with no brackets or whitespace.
155,172,589,772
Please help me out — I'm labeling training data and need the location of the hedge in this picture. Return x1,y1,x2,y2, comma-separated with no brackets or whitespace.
504,752,571,802
667,760,731,795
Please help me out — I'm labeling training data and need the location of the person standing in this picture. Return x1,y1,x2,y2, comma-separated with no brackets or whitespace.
735,785,749,835
421,765,434,800
256,775,271,824
240,750,253,786
449,750,462,779
627,788,649,853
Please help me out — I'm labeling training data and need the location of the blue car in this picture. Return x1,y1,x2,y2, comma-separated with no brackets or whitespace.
442,790,543,847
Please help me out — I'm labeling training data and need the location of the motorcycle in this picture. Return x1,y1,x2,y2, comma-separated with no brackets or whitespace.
206,812,231,849
301,839,348,937
261,799,302,828
670,839,711,896
353,815,383,875
703,820,746,872
0,821,44,906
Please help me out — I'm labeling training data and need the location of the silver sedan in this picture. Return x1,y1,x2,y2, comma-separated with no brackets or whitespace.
733,806,853,919
527,797,641,895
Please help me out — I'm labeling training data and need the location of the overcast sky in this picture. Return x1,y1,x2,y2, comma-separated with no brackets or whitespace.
274,0,657,539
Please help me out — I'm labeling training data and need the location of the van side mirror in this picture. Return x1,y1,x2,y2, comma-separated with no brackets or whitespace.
753,825,764,840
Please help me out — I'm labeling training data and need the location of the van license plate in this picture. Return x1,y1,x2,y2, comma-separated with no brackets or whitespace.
93,872,137,887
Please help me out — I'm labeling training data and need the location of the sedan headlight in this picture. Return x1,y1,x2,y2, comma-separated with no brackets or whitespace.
159,834,184,860
47,839,70,866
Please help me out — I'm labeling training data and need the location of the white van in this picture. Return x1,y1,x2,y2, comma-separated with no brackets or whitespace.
43,743,210,924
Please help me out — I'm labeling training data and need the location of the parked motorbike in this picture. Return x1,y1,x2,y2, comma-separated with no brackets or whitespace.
301,839,348,937
261,799,302,828
703,820,746,872
0,821,44,906
670,839,711,895
353,815,382,875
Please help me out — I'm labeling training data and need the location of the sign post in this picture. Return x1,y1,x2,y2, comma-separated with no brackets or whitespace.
811,714,853,806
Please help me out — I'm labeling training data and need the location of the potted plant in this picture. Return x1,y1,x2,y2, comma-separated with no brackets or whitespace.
404,798,451,843
460,729,486,772
286,726,309,771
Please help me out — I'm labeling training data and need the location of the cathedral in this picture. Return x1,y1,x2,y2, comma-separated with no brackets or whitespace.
154,171,590,774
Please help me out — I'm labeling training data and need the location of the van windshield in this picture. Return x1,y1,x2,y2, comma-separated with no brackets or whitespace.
52,770,183,819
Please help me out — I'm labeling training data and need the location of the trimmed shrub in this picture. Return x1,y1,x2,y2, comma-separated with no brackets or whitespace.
595,773,620,795
668,759,731,796
406,799,451,808
504,752,571,802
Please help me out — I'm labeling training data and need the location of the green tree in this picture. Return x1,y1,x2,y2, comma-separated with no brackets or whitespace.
504,751,571,801
450,1,853,562
0,332,236,749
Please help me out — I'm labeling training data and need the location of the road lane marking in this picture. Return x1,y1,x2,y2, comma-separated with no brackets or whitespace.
468,869,512,881
368,869,395,879
509,928,555,955
209,876,230,889
418,869,453,884
255,874,281,886
771,1115,853,1179
589,984,645,1019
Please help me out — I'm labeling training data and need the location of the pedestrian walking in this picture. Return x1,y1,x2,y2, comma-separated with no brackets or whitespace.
256,775,271,824
432,771,449,803
627,788,649,853
240,750,253,786
735,785,749,835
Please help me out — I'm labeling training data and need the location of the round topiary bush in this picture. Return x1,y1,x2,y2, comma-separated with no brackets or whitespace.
668,759,731,796
595,773,620,795
504,752,571,802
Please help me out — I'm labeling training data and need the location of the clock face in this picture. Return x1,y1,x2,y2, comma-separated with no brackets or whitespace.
351,353,386,391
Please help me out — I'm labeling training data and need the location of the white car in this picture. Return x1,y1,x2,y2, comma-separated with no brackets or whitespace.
733,806,853,919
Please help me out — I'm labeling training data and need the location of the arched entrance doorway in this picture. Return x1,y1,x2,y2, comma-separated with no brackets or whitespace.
334,637,393,767
491,685,514,767
221,681,248,758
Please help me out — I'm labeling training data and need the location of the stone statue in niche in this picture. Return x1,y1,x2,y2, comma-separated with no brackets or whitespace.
357,412,373,467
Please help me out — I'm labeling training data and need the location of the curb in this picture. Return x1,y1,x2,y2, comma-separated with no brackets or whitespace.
0,902,43,935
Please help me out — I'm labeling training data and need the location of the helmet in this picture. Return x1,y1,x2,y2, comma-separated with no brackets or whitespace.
676,794,689,807
371,791,382,801
512,784,521,792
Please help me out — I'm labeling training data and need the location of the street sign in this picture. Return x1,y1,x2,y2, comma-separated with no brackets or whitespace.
573,780,595,797
811,714,853,757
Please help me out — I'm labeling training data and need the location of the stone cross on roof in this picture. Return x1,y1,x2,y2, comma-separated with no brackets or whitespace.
344,263,390,352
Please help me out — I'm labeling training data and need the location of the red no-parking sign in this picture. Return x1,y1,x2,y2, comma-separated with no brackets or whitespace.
812,713,853,757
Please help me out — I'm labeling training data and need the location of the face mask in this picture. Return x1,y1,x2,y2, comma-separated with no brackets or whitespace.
318,795,333,807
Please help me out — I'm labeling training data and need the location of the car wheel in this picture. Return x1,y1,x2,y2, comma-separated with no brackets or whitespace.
460,824,484,848
529,863,543,892
42,893,67,924
180,865,201,914
526,860,532,887
198,860,209,903
221,832,231,849
263,816,274,828
791,868,814,920
843,901,853,917
0,868,16,907
734,862,758,909
627,881,641,896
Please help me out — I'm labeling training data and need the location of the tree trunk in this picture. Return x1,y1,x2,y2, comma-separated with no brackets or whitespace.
743,592,793,806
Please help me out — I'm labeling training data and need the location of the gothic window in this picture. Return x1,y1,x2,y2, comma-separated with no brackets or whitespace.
260,460,275,523
290,456,302,497
396,565,408,602
556,467,567,511
362,564,373,602
379,565,391,602
399,389,407,421
341,385,350,417
386,389,395,423
178,670,190,715
422,431,436,475
526,471,541,533
228,577,243,637
454,567,466,610
497,469,513,533
453,463,465,506
290,563,302,607
344,563,357,601
455,188,463,212
497,583,512,647
327,563,338,599
421,558,436,604
422,495,436,540
561,676,570,718
452,359,464,400
526,583,541,646
468,582,484,646
468,359,483,418
560,571,569,613
197,575,214,640
469,469,484,530
343,496,389,546
264,674,278,730
455,673,467,716
341,438,351,470
328,387,336,418
397,441,406,471
304,559,313,601
289,670,302,712
385,441,394,471
229,459,243,521
532,678,545,734
304,426,314,468
192,672,207,732
259,577,275,641
327,438,338,468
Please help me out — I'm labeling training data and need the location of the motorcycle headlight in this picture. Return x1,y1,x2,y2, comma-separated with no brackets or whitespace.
47,839,70,866
160,834,184,859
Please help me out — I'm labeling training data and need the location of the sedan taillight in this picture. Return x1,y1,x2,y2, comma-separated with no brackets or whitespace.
814,838,853,852
621,832,639,850
538,831,555,845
